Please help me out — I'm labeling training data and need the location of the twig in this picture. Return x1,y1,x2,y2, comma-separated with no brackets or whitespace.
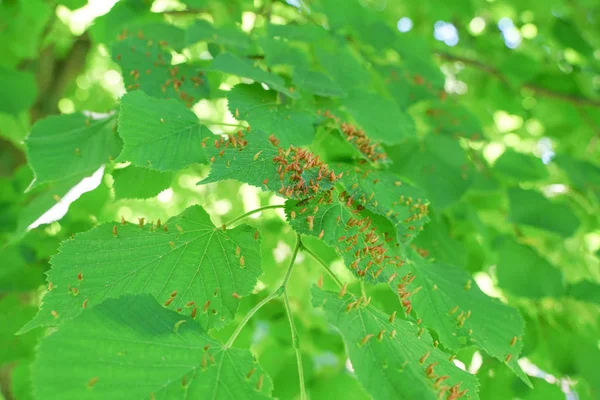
436,52,600,109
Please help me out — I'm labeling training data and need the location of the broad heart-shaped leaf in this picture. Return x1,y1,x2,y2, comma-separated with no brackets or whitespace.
199,130,337,199
118,91,211,171
0,67,37,115
227,84,316,147
496,238,564,299
284,189,409,283
493,149,548,182
336,165,430,244
209,53,298,98
341,89,415,144
112,165,173,200
19,205,262,333
393,252,531,386
507,188,580,237
311,287,479,400
33,295,273,400
25,113,121,188
112,37,209,106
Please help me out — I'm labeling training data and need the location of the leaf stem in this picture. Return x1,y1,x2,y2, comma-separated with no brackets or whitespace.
224,234,301,349
283,290,306,400
224,204,285,227
301,245,344,288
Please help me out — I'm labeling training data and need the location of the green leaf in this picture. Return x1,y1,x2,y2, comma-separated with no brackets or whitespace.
26,113,121,188
112,37,210,105
493,149,548,181
209,53,297,98
11,359,33,400
496,238,564,299
0,67,37,115
567,280,600,304
260,38,310,69
0,246,45,292
117,91,211,171
228,84,316,147
396,253,531,386
0,294,41,363
292,68,346,97
186,20,252,50
315,43,369,89
507,188,580,237
285,189,408,283
33,294,273,400
112,166,173,200
387,135,473,209
311,286,480,400
19,205,263,333
421,101,483,140
337,165,429,244
342,89,415,144
554,154,600,202
199,130,335,198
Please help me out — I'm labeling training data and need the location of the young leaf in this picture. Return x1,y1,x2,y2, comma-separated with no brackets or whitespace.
312,286,479,400
19,205,262,333
33,294,273,400
209,53,298,98
26,113,121,188
199,130,337,198
228,83,316,146
118,91,211,171
112,37,209,105
112,165,173,200
292,68,346,97
395,253,531,386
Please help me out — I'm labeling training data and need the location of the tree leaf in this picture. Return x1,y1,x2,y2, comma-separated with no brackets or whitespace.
0,67,37,115
342,89,415,144
292,68,346,97
26,113,121,188
199,130,336,198
19,205,263,333
284,189,408,283
112,166,173,200
396,252,531,386
186,20,252,50
507,188,580,237
496,238,564,299
209,53,297,98
112,37,210,105
493,149,548,181
387,135,473,209
117,91,211,171
0,294,41,364
311,286,480,400
228,84,316,147
337,165,429,244
33,294,273,400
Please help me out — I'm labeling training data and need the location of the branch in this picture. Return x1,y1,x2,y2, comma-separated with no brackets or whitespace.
436,52,600,109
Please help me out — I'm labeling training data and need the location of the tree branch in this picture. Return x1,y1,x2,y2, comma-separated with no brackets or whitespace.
436,52,600,109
